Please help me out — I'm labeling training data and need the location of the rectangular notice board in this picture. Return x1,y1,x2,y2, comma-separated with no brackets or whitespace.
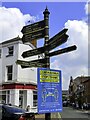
37,68,62,113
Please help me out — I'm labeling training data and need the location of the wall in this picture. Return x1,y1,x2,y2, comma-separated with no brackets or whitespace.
0,40,37,84
0,41,18,83
0,45,2,83
17,43,37,84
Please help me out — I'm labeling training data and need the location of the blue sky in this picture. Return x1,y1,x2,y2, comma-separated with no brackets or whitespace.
1,2,88,90
3,2,86,38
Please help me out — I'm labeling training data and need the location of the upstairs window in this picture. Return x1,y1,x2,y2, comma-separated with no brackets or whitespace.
6,46,14,57
0,49,1,58
7,65,13,81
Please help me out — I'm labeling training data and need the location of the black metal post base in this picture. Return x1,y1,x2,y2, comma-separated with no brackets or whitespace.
45,113,51,120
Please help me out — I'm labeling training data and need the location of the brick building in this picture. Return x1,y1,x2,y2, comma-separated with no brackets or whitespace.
69,76,90,106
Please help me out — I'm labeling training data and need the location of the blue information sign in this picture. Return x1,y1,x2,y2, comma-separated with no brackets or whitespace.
37,68,62,113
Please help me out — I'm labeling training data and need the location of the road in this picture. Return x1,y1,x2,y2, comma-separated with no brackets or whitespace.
35,107,90,120
60,107,90,120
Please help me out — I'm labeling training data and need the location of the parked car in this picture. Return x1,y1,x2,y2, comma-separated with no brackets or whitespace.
0,104,35,120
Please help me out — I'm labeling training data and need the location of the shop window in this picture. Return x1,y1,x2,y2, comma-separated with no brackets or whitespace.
33,91,37,107
19,90,23,107
7,90,10,104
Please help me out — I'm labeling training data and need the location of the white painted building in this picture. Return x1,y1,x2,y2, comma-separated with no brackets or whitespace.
0,37,38,110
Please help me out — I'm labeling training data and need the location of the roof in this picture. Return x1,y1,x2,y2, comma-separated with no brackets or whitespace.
0,37,21,45
74,76,90,85
0,36,36,49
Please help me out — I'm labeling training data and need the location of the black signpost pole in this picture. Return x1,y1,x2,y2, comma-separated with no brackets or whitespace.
43,7,51,120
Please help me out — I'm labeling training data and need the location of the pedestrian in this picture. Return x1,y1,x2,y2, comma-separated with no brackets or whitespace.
76,102,79,109
72,102,75,109
81,105,83,110
83,102,86,109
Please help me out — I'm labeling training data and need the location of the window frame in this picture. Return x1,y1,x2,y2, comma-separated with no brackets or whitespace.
6,46,14,57
7,65,13,81
0,49,1,58
33,91,37,107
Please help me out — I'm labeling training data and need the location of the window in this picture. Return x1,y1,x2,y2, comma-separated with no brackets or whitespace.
19,90,23,107
7,65,13,80
7,90,10,104
7,46,14,57
33,91,37,107
0,49,1,58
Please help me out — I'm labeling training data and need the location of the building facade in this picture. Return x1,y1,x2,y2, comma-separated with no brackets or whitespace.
69,76,90,108
0,37,38,109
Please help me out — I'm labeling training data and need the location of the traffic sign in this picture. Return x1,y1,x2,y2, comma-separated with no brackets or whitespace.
16,58,47,68
22,46,46,58
21,20,45,33
22,29,45,43
37,68,62,113
22,29,69,58
47,29,68,45
49,45,77,57
21,20,45,43
21,63,45,68
48,34,69,51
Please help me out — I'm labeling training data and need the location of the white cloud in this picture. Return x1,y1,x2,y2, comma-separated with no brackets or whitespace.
51,1,89,90
0,7,36,42
51,19,88,90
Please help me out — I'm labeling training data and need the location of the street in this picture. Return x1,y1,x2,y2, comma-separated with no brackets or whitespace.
60,107,90,120
35,107,90,120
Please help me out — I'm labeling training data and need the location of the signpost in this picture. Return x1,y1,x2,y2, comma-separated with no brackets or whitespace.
22,32,69,58
37,68,62,113
43,7,51,120
21,20,45,43
47,29,68,45
48,34,69,51
49,45,77,57
22,29,44,43
16,58,47,68
21,20,45,33
16,7,77,120
22,46,46,58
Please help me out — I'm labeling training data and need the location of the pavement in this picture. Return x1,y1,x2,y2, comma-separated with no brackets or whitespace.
60,107,90,120
35,113,61,119
79,109,90,115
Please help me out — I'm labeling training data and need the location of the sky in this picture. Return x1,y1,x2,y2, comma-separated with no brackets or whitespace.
0,1,89,90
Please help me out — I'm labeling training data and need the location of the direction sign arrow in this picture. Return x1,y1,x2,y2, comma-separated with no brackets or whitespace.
21,20,45,43
48,34,69,51
16,58,47,68
22,46,46,58
49,45,77,57
22,29,45,43
22,29,69,58
47,29,68,45
21,20,45,33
